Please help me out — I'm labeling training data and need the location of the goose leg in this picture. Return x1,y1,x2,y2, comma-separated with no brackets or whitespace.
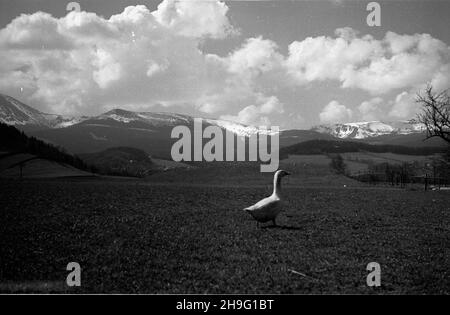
272,219,277,227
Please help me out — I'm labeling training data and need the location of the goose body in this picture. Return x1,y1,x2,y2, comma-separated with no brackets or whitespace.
244,170,290,226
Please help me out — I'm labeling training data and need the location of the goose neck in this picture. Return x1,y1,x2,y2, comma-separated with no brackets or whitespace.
272,172,282,197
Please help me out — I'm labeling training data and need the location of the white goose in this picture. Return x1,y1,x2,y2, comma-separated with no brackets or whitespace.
244,170,291,227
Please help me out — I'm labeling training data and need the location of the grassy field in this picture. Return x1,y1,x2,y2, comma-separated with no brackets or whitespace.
0,153,93,178
284,153,437,175
1,176,449,294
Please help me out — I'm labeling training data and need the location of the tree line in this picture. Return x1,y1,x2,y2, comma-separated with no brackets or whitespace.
0,122,89,171
0,123,154,178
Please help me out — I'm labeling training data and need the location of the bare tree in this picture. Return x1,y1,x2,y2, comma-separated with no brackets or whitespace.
417,85,450,144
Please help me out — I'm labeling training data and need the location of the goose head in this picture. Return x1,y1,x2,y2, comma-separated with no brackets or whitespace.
276,170,291,178
273,170,291,196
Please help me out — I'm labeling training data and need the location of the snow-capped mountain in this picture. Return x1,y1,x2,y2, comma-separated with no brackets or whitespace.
1,93,438,156
0,93,52,128
95,109,271,137
0,93,89,129
49,115,90,128
203,118,277,137
0,94,272,137
312,121,426,139
97,109,193,127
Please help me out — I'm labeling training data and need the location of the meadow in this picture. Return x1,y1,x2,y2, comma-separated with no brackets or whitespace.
283,153,437,175
0,170,449,294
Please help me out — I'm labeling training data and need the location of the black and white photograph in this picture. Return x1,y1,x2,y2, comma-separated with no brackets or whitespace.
0,0,449,298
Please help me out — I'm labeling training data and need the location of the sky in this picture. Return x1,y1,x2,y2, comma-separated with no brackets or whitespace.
0,0,449,129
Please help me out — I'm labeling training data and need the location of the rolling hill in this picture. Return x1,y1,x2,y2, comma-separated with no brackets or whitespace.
279,139,446,158
0,122,93,178
79,147,156,177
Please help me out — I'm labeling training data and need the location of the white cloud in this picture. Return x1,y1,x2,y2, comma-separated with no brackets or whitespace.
286,29,450,95
0,1,448,128
152,0,237,39
227,37,283,76
220,95,284,126
388,91,421,119
92,49,121,89
0,12,74,50
195,37,286,118
319,100,352,124
0,1,236,115
286,28,382,85
146,60,169,77
358,97,384,121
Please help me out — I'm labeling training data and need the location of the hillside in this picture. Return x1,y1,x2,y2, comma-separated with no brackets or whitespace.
0,153,94,179
0,93,51,129
79,147,156,177
0,122,89,172
361,132,448,147
0,93,88,131
30,114,197,158
280,139,446,158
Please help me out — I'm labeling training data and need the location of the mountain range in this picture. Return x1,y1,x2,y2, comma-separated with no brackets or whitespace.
312,121,426,139
0,93,446,158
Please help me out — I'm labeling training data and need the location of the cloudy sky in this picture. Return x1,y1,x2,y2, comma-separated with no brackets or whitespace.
0,0,449,128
